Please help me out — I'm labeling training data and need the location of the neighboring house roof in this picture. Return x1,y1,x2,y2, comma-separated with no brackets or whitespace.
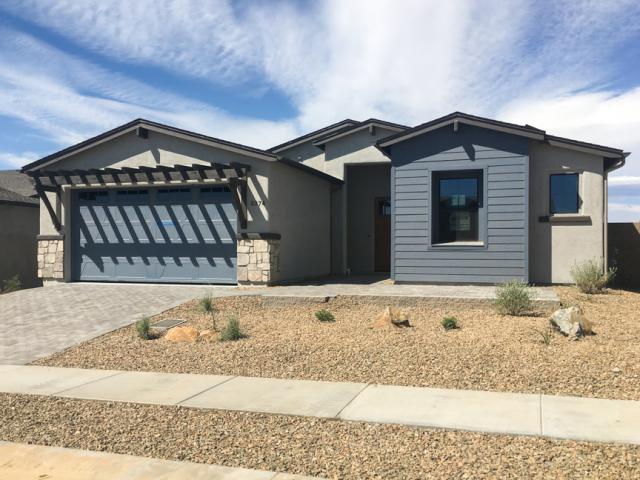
0,170,37,197
0,186,38,207
21,118,280,173
312,118,409,149
377,112,627,162
268,119,359,153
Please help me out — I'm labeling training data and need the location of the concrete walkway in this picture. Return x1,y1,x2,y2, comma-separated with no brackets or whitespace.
2,365,638,446
0,441,319,479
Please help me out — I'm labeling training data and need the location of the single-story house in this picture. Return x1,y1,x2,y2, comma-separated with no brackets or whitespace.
0,171,40,288
21,112,627,286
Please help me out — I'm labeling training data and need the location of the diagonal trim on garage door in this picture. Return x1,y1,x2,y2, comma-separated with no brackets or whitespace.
72,186,237,284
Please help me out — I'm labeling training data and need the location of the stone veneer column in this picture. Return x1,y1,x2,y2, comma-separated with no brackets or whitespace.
236,235,280,285
37,235,64,281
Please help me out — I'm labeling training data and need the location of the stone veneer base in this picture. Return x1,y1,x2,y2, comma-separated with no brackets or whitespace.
236,238,280,285
37,238,64,281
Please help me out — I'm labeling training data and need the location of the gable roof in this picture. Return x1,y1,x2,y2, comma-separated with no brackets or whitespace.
21,118,279,173
0,186,38,207
268,119,359,153
377,112,626,160
311,118,409,149
0,170,37,197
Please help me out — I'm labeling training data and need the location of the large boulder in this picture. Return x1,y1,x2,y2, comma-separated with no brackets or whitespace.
550,306,592,339
165,326,199,342
373,307,412,328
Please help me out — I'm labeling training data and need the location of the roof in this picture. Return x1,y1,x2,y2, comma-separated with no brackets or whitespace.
268,119,359,153
21,118,279,172
0,170,37,197
0,186,38,207
377,112,626,159
312,118,409,148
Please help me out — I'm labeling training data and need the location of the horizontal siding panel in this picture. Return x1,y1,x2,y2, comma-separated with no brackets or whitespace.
395,222,429,230
488,243,524,251
395,215,428,222
488,204,525,213
396,250,524,260
488,220,525,228
411,150,525,163
488,165,525,174
488,228,524,236
395,207,427,215
395,229,428,237
395,199,427,208
395,177,429,186
487,188,524,198
488,212,523,221
488,180,524,190
489,236,525,244
396,259,524,268
488,196,525,205
395,236,429,244
395,169,429,178
396,192,430,200
396,266,524,276
396,184,429,193
395,273,525,283
488,173,524,182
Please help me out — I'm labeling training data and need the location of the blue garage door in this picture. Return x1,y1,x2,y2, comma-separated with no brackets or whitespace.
72,186,237,284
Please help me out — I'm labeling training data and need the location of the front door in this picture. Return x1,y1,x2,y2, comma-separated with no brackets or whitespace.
374,197,391,272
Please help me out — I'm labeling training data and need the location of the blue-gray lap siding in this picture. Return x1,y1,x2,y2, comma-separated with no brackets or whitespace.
389,125,529,283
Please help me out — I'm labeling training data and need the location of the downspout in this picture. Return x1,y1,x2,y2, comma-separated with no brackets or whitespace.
603,153,628,272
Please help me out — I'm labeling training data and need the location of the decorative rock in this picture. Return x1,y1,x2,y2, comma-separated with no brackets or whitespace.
612,367,621,374
550,306,592,339
373,307,412,328
198,330,218,342
165,326,199,342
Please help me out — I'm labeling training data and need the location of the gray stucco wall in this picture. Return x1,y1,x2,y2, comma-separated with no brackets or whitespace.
0,203,40,289
346,164,390,274
528,142,605,284
388,125,529,283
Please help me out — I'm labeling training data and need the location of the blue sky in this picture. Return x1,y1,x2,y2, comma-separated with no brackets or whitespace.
0,0,638,221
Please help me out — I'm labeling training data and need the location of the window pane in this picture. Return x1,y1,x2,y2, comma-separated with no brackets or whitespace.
436,175,480,243
550,174,579,214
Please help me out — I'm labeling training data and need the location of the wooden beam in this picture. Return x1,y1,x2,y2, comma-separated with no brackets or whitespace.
34,180,62,233
229,179,248,229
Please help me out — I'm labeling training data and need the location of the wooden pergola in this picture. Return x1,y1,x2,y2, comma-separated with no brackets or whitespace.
28,162,251,232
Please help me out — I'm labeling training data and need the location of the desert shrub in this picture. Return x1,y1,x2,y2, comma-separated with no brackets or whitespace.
315,309,335,322
532,327,553,346
2,275,21,293
219,316,246,342
136,317,151,340
495,280,533,316
199,294,218,330
571,258,615,294
441,316,458,330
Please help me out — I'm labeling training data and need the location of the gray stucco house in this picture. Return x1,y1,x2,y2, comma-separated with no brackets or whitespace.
21,112,627,286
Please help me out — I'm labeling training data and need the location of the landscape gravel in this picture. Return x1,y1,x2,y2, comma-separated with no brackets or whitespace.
2,393,639,480
37,287,640,400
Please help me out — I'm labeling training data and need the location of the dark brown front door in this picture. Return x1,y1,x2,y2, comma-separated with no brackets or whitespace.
374,197,391,272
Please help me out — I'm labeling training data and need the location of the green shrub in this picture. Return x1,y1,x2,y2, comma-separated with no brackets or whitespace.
199,294,218,330
571,258,615,294
219,316,246,342
315,309,335,322
495,280,533,316
441,316,458,330
2,275,21,293
136,317,151,340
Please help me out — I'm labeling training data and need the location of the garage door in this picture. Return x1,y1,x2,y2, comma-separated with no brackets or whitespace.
72,186,237,284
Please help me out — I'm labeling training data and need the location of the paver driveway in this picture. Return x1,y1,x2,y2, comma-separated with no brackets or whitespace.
0,283,231,364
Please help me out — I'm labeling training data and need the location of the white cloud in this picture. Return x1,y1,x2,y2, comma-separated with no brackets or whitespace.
609,203,640,222
0,152,39,168
609,176,640,186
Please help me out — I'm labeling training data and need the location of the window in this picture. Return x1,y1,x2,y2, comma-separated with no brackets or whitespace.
433,171,482,243
550,173,579,214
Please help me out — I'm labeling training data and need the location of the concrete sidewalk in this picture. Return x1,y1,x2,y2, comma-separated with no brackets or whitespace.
0,441,319,479
2,365,638,446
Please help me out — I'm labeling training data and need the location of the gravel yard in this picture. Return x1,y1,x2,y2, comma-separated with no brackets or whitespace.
37,287,640,400
2,393,639,480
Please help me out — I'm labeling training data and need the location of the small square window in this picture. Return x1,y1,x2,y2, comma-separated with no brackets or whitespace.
550,173,579,214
